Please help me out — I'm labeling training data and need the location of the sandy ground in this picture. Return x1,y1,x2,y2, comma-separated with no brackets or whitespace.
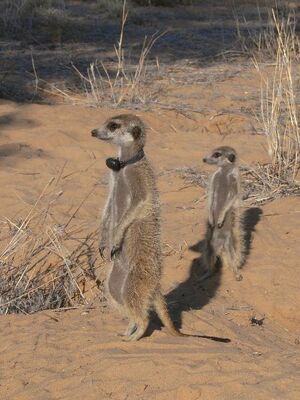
0,64,300,399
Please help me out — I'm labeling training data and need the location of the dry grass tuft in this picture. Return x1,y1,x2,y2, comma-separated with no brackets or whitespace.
0,0,68,43
254,9,300,184
241,164,300,205
72,0,165,107
0,177,105,315
164,167,209,189
235,6,300,198
97,0,125,17
33,0,165,107
234,4,300,60
169,164,299,206
133,0,194,5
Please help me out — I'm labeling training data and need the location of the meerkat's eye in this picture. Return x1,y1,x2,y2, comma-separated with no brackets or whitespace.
107,121,120,131
228,153,236,162
213,152,221,158
131,125,141,140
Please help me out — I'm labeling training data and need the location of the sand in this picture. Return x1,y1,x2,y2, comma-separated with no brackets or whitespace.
0,84,299,399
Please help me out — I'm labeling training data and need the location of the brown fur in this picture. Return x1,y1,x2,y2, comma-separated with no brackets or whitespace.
203,146,244,281
91,117,231,343
91,114,181,340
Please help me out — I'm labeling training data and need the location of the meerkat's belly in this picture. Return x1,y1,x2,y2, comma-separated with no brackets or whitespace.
212,209,234,253
111,174,131,229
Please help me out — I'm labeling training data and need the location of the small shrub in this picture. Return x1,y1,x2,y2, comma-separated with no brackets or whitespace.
0,0,67,42
234,4,299,60
0,177,104,315
235,5,299,188
254,10,300,183
73,1,165,107
97,0,125,17
133,0,194,5
34,6,69,44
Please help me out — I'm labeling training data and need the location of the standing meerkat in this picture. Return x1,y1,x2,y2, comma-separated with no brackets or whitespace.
91,115,230,343
203,146,244,281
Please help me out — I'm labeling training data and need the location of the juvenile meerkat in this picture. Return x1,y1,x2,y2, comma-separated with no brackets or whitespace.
91,115,230,343
203,146,244,281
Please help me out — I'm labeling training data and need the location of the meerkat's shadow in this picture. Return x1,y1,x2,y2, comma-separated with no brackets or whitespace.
242,207,263,258
163,240,221,331
146,239,221,335
146,207,263,335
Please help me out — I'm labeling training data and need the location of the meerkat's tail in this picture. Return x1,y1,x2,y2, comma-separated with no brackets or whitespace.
153,292,183,337
154,292,231,343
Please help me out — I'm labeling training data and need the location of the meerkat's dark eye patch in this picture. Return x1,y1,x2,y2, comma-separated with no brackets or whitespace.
131,125,141,140
107,121,121,131
228,154,236,162
213,152,222,158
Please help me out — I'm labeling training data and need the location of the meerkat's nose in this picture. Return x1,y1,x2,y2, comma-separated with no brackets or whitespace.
91,129,98,137
203,158,207,163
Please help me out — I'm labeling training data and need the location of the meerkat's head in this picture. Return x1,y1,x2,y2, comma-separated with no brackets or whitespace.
203,146,237,167
91,114,146,148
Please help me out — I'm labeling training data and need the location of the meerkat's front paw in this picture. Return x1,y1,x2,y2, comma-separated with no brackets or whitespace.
111,245,121,259
99,245,106,259
111,230,123,259
235,273,243,281
208,215,214,228
98,238,107,259
217,218,224,228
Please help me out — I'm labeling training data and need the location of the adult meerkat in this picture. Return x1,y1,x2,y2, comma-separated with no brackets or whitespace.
203,146,244,281
91,115,230,343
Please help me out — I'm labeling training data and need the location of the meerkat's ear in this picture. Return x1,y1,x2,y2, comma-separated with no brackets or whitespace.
228,153,236,163
131,125,141,140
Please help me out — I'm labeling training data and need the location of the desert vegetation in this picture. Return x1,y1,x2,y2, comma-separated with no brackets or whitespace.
0,176,104,314
1,3,300,399
73,1,166,107
255,11,299,182
0,0,299,314
174,4,300,204
0,0,68,42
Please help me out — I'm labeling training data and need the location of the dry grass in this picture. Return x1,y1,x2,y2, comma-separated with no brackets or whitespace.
72,1,165,107
67,0,164,107
168,164,299,206
234,4,300,60
0,0,68,42
254,9,300,184
241,164,300,205
161,167,208,189
32,0,166,107
234,6,300,196
0,177,105,315
97,0,125,17
133,0,194,5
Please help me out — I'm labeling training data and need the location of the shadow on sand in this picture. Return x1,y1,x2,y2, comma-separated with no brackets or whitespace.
147,206,263,336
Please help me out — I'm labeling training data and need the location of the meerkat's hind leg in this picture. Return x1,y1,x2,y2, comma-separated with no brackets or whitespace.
123,314,149,341
221,243,243,281
229,235,243,281
231,250,243,281
125,320,137,336
118,320,137,337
